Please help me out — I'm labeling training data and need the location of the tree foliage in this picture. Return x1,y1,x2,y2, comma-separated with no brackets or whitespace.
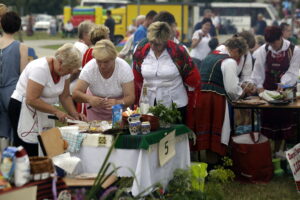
1,0,80,15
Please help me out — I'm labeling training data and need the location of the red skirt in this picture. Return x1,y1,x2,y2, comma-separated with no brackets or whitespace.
187,91,227,155
261,109,296,140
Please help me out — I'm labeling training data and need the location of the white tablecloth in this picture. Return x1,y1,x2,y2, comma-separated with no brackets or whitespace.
73,134,190,196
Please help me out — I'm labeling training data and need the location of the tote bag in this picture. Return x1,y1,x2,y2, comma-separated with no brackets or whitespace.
231,132,273,183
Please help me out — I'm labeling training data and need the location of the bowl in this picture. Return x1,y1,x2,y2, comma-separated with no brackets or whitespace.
141,114,160,131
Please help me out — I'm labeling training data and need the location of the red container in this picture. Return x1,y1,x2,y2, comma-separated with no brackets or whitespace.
141,114,159,131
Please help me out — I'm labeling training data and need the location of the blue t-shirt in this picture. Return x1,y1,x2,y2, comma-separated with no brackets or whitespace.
133,25,147,46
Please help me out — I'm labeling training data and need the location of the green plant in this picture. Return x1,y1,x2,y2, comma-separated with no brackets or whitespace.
168,169,192,194
166,168,224,200
148,103,182,124
86,133,121,200
208,157,235,183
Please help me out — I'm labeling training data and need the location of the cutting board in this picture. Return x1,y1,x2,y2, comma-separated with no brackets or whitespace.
38,128,65,158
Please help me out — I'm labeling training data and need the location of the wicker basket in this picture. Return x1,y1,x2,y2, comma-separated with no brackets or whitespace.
29,156,54,180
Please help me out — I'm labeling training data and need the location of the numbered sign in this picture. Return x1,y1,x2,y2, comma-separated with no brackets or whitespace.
159,130,176,166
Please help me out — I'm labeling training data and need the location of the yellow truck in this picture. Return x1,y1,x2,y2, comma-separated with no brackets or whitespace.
64,4,190,43
125,4,189,42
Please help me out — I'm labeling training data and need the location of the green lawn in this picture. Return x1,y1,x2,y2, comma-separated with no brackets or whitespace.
41,44,62,50
223,176,299,200
16,31,76,41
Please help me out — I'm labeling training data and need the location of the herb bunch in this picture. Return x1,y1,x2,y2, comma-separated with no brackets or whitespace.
148,103,182,124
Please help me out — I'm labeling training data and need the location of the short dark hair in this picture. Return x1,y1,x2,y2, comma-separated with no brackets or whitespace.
201,17,212,25
1,11,21,34
208,38,219,51
106,10,112,16
146,10,157,20
264,26,282,43
153,11,175,26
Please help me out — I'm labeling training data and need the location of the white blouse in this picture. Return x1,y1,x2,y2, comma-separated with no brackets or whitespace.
251,39,300,88
74,41,88,61
79,57,134,98
190,29,211,61
217,45,253,83
141,49,188,108
12,57,70,104
215,45,243,101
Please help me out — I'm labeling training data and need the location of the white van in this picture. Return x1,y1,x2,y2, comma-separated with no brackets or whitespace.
193,2,279,33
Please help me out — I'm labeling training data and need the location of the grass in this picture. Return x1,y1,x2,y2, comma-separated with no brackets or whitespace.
16,31,76,41
41,44,62,50
223,175,299,200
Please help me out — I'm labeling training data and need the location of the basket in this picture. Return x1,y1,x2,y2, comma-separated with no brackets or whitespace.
141,114,160,131
29,156,54,180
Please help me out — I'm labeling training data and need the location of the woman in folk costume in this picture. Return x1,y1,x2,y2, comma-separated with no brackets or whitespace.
133,21,201,122
251,26,300,152
188,37,248,158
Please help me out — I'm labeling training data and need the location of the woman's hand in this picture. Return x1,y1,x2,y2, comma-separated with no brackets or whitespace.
241,82,257,96
102,98,118,109
257,88,265,94
54,110,73,123
88,96,105,108
198,32,203,40
72,112,87,122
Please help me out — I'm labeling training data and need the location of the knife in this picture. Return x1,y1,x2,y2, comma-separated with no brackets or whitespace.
48,115,88,124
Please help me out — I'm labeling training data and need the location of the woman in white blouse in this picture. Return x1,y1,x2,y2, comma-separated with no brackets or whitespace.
190,18,212,64
8,43,86,156
133,22,201,123
73,39,135,121
251,26,300,152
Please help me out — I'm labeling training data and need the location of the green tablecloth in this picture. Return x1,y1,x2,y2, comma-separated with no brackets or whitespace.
114,124,192,150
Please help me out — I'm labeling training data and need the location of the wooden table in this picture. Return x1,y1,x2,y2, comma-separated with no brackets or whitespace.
231,99,300,140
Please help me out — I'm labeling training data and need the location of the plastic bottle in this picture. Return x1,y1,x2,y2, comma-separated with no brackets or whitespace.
14,146,30,187
140,87,150,114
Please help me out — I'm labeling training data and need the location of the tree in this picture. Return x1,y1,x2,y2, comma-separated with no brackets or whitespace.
1,0,80,16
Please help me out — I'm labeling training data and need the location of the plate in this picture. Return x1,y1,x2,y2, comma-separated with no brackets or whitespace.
268,99,291,105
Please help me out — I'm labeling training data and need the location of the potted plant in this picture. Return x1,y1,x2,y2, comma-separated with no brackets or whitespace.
148,103,182,128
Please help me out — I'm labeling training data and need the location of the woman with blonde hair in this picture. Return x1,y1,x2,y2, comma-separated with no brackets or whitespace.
82,24,110,66
73,39,135,120
76,25,110,114
133,21,200,122
8,43,86,156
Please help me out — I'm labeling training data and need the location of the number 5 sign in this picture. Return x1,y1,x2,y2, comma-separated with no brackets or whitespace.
159,130,176,166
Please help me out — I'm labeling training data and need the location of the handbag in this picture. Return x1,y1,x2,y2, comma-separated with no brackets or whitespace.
231,132,273,183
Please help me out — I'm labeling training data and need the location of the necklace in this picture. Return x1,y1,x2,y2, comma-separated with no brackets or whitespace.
50,58,60,84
